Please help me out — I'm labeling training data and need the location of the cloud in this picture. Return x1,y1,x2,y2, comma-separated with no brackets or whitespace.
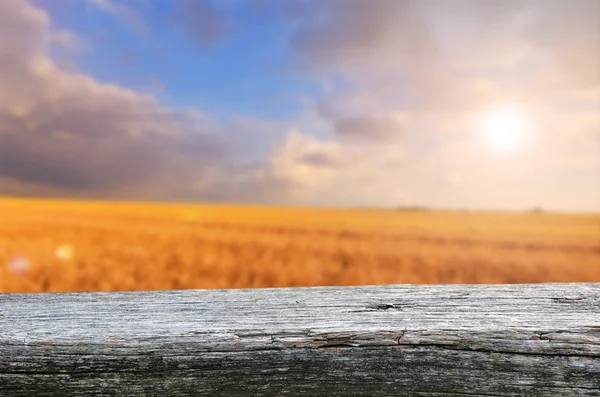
51,30,89,52
1,0,598,211
315,90,409,142
211,0,598,210
255,131,342,189
231,129,426,207
177,0,229,48
332,114,406,142
298,151,342,168
283,0,599,108
0,0,229,199
289,0,418,65
523,0,600,91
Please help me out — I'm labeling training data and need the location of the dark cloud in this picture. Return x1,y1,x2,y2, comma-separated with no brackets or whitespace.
317,94,405,141
298,151,342,168
0,0,229,198
332,115,404,141
291,0,402,54
285,0,435,74
0,85,226,191
178,0,228,48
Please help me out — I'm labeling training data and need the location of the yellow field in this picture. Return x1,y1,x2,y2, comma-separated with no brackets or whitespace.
0,197,598,293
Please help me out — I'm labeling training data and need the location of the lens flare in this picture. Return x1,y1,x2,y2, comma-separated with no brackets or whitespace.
8,255,30,275
55,244,74,261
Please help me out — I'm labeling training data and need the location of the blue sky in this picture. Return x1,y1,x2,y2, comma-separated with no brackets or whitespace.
0,0,599,211
40,0,320,120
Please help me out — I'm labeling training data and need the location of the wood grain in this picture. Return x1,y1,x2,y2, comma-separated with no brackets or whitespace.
1,283,599,396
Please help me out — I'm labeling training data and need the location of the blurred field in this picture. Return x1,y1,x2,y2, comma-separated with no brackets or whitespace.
0,197,599,293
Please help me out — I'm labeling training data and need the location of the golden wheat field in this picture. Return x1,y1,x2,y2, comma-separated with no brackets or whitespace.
0,197,598,293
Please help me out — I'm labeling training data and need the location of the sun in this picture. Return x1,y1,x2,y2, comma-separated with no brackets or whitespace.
478,103,532,151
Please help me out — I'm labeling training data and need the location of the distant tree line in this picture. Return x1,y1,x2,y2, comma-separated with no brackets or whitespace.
396,205,431,212
395,205,545,213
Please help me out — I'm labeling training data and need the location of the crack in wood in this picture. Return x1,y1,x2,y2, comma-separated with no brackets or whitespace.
2,283,599,395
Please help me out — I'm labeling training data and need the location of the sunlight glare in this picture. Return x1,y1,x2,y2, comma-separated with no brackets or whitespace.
479,104,532,152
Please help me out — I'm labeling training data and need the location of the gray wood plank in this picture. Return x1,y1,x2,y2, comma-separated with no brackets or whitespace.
1,283,599,396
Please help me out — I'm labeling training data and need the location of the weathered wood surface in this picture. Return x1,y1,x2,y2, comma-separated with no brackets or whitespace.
1,283,599,396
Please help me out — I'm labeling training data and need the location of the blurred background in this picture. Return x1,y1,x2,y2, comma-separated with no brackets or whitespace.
1,0,598,292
